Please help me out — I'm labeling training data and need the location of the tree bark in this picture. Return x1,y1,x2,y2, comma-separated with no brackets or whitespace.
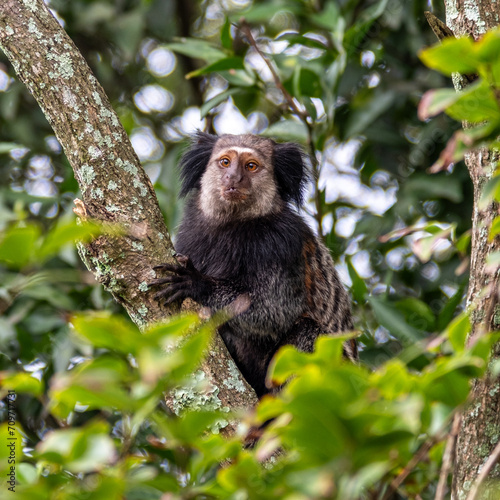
0,0,257,435
442,1,500,498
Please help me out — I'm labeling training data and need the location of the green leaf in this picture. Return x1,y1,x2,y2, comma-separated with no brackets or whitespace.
395,298,435,332
411,226,454,263
72,312,143,356
456,231,471,254
491,216,500,239
145,313,200,346
109,9,145,62
0,142,22,154
437,283,466,331
474,27,500,63
221,17,232,51
310,2,342,31
372,359,415,398
269,336,346,386
51,357,133,416
262,120,308,143
429,126,496,173
346,91,395,137
445,81,500,122
0,224,40,267
418,88,464,120
186,57,245,79
219,69,256,87
22,284,75,310
402,174,463,203
422,368,469,406
0,372,43,396
419,36,477,75
296,67,322,98
268,345,310,385
39,221,101,260
175,410,230,441
337,463,390,500
368,296,425,344
200,88,243,118
168,323,213,380
347,258,368,303
444,312,470,352
16,463,38,485
167,39,226,63
469,332,500,362
344,0,389,55
37,422,116,473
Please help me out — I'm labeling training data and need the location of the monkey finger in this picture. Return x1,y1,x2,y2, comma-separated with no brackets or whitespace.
148,276,184,287
153,263,190,275
163,290,189,305
148,277,172,286
153,281,192,300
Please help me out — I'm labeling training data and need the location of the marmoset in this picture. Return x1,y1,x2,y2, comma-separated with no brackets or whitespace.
152,132,356,397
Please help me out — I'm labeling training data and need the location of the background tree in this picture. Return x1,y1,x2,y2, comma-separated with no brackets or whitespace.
1,0,499,498
437,1,500,498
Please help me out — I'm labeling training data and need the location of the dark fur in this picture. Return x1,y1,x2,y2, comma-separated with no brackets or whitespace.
179,132,218,197
272,142,309,206
154,133,356,397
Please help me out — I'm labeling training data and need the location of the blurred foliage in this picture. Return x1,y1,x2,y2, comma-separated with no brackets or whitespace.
1,0,495,498
2,310,498,499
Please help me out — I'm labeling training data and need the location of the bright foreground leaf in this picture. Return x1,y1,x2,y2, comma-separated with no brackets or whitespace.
419,36,477,75
37,422,116,473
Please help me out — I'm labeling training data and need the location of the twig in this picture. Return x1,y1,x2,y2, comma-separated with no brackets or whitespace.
435,413,462,500
466,438,500,500
424,11,454,41
381,431,445,500
238,20,308,121
237,20,325,238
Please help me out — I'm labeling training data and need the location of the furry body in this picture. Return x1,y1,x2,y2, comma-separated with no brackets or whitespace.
154,133,355,396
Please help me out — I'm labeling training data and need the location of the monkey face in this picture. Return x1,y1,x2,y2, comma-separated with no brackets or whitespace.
179,132,308,223
199,135,280,222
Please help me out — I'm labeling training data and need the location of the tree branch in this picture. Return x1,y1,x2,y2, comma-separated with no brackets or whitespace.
381,430,445,500
0,0,257,434
435,413,461,500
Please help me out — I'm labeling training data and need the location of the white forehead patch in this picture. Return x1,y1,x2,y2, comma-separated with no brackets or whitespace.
222,147,258,156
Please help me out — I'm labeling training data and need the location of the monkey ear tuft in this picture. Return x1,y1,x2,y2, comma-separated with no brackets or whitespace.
273,142,310,207
179,131,218,197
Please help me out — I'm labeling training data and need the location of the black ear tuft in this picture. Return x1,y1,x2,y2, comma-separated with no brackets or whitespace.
273,142,310,207
179,131,218,197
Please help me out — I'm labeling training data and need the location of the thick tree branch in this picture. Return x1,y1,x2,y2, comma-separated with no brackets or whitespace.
0,0,257,434
435,412,461,500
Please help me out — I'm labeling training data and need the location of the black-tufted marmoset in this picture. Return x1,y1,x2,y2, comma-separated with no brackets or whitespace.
152,132,357,397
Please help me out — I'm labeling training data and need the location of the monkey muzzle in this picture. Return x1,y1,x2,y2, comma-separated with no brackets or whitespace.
221,186,249,202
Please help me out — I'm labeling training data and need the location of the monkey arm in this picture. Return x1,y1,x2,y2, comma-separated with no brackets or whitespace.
151,257,306,338
151,255,247,307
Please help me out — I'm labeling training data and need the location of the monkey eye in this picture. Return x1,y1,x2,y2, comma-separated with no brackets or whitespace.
246,162,259,172
219,157,230,168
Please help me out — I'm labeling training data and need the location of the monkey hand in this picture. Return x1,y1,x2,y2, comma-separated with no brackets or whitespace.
150,254,212,306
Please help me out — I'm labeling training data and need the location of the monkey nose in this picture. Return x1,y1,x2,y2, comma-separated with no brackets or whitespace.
224,172,243,185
